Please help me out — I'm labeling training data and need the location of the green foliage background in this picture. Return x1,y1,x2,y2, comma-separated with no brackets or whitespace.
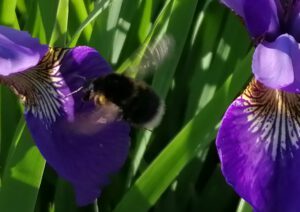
0,0,254,211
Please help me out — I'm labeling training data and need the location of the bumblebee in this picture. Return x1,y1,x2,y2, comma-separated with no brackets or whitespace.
82,73,164,129
68,36,173,131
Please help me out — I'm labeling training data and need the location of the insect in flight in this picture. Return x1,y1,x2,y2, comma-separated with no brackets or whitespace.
82,72,165,129
71,36,174,131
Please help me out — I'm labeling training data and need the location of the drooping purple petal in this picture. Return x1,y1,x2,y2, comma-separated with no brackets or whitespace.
252,33,300,92
23,47,130,205
216,80,300,212
221,0,280,38
0,26,48,76
27,112,130,205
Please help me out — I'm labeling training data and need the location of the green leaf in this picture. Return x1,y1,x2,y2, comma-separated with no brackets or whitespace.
0,0,19,28
68,0,93,44
35,0,59,42
185,4,250,121
236,199,253,212
0,119,45,212
124,0,198,189
192,166,238,211
53,178,77,212
25,2,47,43
151,0,198,99
112,0,150,65
49,0,69,46
0,87,22,177
114,49,252,212
67,0,112,47
116,0,173,75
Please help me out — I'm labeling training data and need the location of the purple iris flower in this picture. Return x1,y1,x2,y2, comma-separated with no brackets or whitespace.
216,0,300,211
0,26,130,206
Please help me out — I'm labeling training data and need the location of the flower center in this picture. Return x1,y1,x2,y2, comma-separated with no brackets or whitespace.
241,79,300,160
2,47,70,125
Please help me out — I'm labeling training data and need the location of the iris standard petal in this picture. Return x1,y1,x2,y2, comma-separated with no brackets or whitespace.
12,47,131,205
221,0,280,38
288,1,300,41
217,80,300,212
243,0,280,38
220,0,244,16
0,26,48,76
252,33,300,92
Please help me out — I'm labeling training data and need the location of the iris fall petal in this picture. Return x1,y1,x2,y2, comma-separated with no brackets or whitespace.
0,25,131,206
19,47,131,205
0,26,48,75
217,80,300,212
0,26,131,205
26,112,130,205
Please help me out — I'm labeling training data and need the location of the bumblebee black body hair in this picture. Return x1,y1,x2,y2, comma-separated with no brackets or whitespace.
83,73,164,129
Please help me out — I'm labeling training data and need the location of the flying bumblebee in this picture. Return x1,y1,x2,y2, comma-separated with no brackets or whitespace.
82,73,164,129
79,36,173,130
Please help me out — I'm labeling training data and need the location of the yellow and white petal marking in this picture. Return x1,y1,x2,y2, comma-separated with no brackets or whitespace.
241,79,300,160
4,48,69,125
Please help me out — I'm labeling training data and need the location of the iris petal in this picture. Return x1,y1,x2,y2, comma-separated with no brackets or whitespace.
0,26,48,75
0,26,131,205
216,80,300,211
26,113,130,205
220,0,244,16
252,34,300,92
221,0,280,38
288,1,300,41
23,47,130,205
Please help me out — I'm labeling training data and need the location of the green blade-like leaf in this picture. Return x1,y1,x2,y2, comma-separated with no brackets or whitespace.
35,0,59,42
0,0,19,28
185,4,250,120
49,0,69,46
68,0,93,44
0,119,45,212
112,0,150,65
237,199,253,212
67,0,112,47
53,178,77,212
193,166,239,211
114,49,252,212
0,87,22,178
124,0,198,188
152,0,198,99
25,2,47,43
116,0,173,75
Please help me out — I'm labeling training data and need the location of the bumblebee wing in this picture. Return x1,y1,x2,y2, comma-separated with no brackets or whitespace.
67,102,122,135
117,35,175,80
93,102,122,124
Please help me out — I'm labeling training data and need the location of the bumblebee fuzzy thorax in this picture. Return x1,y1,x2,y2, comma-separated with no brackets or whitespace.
93,74,135,105
83,73,164,129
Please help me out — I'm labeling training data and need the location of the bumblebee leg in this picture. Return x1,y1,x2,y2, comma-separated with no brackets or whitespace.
94,94,107,106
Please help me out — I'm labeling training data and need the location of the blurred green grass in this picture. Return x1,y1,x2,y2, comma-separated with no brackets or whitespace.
0,0,253,211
